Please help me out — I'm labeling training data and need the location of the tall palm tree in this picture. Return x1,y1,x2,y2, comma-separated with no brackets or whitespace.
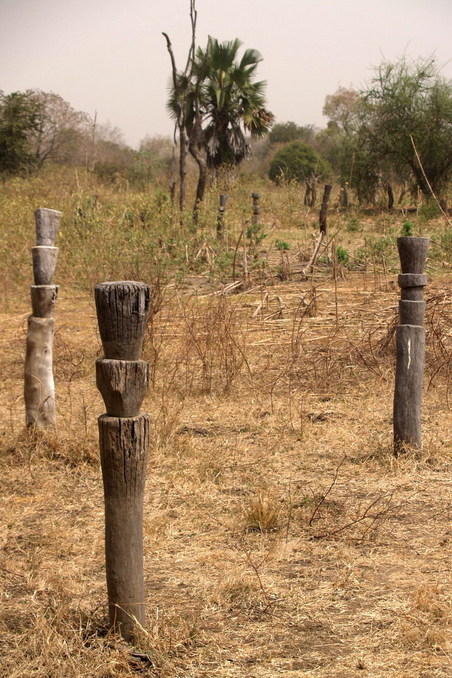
166,35,273,219
196,37,274,169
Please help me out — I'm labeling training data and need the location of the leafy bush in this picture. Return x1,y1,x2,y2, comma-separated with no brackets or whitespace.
437,229,452,260
269,121,315,144
275,239,290,251
346,217,363,233
268,141,329,184
418,203,440,222
353,235,397,269
401,221,414,236
336,245,350,267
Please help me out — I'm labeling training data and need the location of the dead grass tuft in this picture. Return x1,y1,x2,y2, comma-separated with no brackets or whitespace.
212,576,269,616
243,491,281,533
396,584,452,652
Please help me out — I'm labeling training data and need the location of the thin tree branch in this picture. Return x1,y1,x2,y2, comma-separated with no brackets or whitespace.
184,0,197,78
308,454,346,526
162,33,178,92
410,133,452,227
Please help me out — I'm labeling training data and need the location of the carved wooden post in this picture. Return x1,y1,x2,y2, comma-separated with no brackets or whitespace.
393,237,429,455
251,192,260,227
95,281,151,642
216,193,227,239
24,208,61,429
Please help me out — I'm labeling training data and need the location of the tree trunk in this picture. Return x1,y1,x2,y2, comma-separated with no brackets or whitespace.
178,129,188,212
409,162,430,199
310,181,317,207
189,142,208,224
398,180,408,204
387,183,394,210
304,175,318,207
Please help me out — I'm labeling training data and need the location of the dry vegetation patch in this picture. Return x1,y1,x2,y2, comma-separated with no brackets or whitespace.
1,269,451,677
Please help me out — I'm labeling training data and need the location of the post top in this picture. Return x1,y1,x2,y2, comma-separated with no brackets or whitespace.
35,208,62,217
95,281,151,360
95,280,149,289
397,237,429,274
397,235,430,241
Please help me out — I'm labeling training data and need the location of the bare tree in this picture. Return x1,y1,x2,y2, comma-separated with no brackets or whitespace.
162,0,198,213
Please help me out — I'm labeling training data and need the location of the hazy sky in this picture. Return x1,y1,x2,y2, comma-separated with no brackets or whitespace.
1,0,451,148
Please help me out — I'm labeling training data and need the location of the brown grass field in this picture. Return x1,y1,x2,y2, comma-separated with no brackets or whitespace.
0,170,451,677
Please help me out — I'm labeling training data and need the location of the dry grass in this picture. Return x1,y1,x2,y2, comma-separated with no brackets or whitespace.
1,261,452,677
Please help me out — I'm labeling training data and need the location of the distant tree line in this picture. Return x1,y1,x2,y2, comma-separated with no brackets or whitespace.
0,89,174,188
268,56,452,207
2,55,451,209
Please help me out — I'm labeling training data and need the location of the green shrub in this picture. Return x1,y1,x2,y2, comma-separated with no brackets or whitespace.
346,217,363,233
268,141,330,184
438,229,452,258
418,203,440,221
353,234,397,269
336,245,350,267
275,239,290,251
401,220,414,236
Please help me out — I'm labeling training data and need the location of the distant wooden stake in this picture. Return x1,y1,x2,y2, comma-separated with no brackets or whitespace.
216,193,227,239
251,192,260,226
319,184,332,235
95,281,151,642
393,237,429,455
302,185,332,277
24,208,61,429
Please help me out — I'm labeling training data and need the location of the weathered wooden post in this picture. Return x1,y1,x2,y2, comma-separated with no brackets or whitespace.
340,182,349,209
302,185,332,276
24,208,61,429
319,184,332,236
251,192,260,227
393,236,429,455
216,193,227,239
95,281,151,642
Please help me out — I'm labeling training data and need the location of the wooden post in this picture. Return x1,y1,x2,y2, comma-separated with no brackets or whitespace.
251,192,260,227
387,183,395,211
340,182,349,209
95,281,151,642
319,184,332,235
302,185,332,276
216,193,227,239
393,237,429,455
24,208,61,429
